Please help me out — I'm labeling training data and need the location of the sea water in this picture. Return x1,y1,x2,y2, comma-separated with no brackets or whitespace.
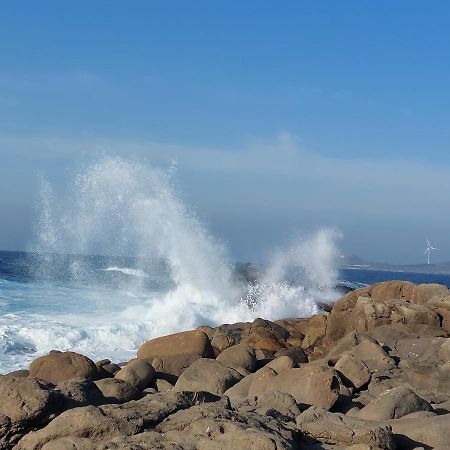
0,157,343,373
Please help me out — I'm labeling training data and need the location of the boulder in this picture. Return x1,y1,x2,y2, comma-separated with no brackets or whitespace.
0,376,56,424
247,367,278,398
56,378,105,408
335,354,371,389
389,411,450,449
156,397,296,450
174,358,242,395
296,406,395,449
348,340,396,373
216,343,256,373
358,386,432,421
266,355,297,373
152,378,174,393
29,351,98,384
301,314,327,349
16,391,218,449
274,346,308,365
114,358,155,390
94,378,142,403
267,365,340,410
137,330,214,380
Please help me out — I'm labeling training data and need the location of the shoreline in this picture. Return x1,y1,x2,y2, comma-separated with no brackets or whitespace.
1,279,450,448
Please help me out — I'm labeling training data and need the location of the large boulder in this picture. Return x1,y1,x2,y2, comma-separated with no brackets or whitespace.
114,358,155,390
137,330,214,380
0,376,56,424
29,351,98,384
296,406,395,449
348,339,396,373
323,281,445,346
16,391,217,449
267,365,340,410
174,358,242,395
216,343,256,373
389,411,450,449
301,314,327,349
358,386,432,421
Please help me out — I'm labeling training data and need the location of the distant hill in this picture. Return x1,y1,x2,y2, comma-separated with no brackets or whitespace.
340,255,450,274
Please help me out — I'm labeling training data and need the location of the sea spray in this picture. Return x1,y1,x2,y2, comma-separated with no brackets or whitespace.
0,156,342,372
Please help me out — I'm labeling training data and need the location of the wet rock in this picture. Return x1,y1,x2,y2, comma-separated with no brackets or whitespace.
29,351,99,384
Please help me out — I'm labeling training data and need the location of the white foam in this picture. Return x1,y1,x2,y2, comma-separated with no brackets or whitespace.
0,156,343,373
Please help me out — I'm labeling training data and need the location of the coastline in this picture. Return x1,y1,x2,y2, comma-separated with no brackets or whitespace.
1,279,449,449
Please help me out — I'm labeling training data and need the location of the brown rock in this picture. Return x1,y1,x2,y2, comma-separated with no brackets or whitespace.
216,343,256,373
94,378,142,403
29,351,98,384
268,365,340,410
296,406,395,449
334,354,371,389
137,330,214,379
174,358,242,395
348,340,396,373
114,358,155,390
358,386,432,421
301,314,327,349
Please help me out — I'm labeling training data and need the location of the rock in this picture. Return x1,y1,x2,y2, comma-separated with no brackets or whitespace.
301,314,327,349
247,367,278,398
94,378,142,403
3,369,29,378
174,358,242,395
239,391,301,421
56,378,105,408
99,362,121,377
274,346,308,364
266,355,297,372
216,343,256,373
413,283,449,304
0,376,57,424
152,378,174,392
389,412,450,449
267,365,340,410
334,354,371,389
16,391,218,449
137,330,214,380
223,371,255,401
349,340,396,373
29,351,98,384
296,406,395,449
241,326,288,352
156,397,296,449
358,386,432,421
114,358,155,390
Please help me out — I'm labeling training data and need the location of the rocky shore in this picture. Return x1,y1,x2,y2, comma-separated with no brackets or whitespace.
1,280,450,449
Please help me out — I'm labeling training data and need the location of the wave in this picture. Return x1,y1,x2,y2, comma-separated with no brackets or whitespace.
0,155,344,373
101,266,149,279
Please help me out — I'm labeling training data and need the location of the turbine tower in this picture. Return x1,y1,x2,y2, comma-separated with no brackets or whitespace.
424,239,436,265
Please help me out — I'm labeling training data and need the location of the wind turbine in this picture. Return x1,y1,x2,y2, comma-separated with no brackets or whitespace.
424,239,436,265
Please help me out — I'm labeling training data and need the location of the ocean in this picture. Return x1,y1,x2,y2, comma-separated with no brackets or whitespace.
0,250,448,374
1,156,448,374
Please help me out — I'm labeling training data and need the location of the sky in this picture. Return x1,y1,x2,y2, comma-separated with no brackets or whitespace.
1,1,450,263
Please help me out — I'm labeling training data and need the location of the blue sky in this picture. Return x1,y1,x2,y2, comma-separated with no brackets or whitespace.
1,1,450,263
